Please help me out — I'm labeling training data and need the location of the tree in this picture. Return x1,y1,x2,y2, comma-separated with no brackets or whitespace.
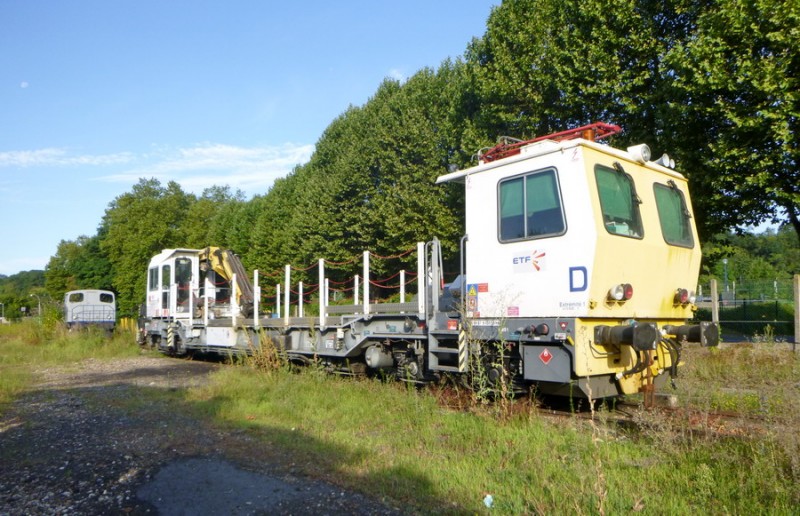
283,71,471,283
44,234,113,300
248,176,305,275
100,178,195,316
206,192,258,260
466,0,693,141
183,186,247,249
0,270,45,321
666,0,800,242
465,0,799,241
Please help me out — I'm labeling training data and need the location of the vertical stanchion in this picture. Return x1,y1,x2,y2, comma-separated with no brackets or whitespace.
363,251,370,315
319,259,326,328
400,270,406,304
354,275,360,307
253,270,260,328
188,284,194,327
284,265,290,325
204,276,211,325
276,284,281,319
231,273,238,327
299,282,304,318
417,242,425,315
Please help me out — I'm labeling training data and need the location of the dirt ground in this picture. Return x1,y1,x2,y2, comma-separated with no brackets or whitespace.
0,355,405,515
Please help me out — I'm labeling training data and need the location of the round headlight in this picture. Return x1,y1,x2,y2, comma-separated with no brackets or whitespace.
626,144,651,163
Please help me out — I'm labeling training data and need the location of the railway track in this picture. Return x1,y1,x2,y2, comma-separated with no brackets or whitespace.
431,385,782,439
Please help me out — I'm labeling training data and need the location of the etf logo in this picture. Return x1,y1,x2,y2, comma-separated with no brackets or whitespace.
512,250,546,272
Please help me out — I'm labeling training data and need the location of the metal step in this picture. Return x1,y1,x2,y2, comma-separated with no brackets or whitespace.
431,348,459,354
434,365,463,373
428,330,469,373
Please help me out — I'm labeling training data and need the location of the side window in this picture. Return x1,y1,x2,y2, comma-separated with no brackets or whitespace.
68,293,84,303
99,292,114,304
595,164,643,238
175,257,193,308
148,267,159,292
161,264,171,310
499,177,524,240
654,182,694,248
499,168,565,242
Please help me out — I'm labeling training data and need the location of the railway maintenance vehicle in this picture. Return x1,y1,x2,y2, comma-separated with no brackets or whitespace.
137,123,719,399
64,289,117,331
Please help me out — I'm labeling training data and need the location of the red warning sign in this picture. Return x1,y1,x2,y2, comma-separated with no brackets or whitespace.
539,348,553,365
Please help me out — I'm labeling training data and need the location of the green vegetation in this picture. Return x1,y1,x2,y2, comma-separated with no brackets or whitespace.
191,345,800,514
701,229,800,294
1,321,798,513
678,344,799,416
0,319,140,410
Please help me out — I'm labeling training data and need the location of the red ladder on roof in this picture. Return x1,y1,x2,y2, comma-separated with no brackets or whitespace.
480,122,622,163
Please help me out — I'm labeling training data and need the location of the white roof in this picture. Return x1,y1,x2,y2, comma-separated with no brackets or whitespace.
436,138,686,184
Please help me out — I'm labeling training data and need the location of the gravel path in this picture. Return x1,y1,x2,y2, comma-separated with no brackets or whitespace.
0,355,405,515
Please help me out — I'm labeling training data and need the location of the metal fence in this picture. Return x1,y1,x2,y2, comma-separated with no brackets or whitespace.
694,276,799,344
697,277,796,303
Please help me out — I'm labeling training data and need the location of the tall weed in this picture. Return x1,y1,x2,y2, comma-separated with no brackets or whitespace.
0,319,141,413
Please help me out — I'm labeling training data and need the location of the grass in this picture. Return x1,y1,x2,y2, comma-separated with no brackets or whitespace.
1,321,798,513
184,344,800,514
676,343,800,417
0,318,140,410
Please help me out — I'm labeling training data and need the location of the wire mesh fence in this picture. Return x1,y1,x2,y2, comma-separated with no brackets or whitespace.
697,277,796,302
694,278,797,343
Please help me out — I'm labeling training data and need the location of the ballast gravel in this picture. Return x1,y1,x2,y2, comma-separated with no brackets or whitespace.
0,356,405,515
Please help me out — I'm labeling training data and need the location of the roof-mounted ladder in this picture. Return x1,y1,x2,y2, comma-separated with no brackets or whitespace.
480,122,622,163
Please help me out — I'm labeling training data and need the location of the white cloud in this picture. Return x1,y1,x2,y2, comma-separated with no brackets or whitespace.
0,142,314,196
20,81,29,89
388,68,407,82
0,148,133,168
99,142,315,195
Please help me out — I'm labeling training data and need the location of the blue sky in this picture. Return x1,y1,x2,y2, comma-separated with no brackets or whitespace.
0,1,497,276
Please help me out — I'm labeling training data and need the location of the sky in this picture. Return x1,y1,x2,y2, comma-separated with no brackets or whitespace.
0,0,498,276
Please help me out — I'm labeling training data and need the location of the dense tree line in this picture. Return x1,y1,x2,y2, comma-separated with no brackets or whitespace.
23,0,799,317
0,271,45,320
703,227,800,290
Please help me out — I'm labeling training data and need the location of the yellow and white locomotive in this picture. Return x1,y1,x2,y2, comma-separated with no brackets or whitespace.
138,123,718,399
436,123,718,397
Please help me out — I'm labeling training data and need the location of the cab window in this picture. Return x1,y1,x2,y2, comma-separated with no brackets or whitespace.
499,168,565,242
175,257,193,308
161,264,171,309
595,164,643,238
148,267,159,291
654,182,694,248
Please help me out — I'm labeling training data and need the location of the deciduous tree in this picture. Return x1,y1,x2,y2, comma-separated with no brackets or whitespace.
666,0,800,242
100,178,194,315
